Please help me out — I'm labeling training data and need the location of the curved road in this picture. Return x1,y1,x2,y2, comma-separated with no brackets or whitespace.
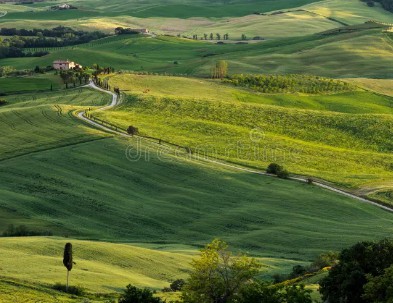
77,83,393,214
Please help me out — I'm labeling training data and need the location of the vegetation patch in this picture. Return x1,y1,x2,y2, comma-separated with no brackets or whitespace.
225,74,355,94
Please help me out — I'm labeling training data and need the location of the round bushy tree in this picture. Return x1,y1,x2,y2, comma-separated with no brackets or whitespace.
119,285,163,303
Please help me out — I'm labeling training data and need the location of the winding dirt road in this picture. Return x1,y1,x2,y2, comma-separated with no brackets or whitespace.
77,83,393,214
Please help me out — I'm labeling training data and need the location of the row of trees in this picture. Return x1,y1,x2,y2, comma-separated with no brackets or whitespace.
59,69,90,88
0,45,48,59
189,33,252,40
225,74,354,94
192,33,230,40
0,30,106,49
0,26,107,58
0,26,104,39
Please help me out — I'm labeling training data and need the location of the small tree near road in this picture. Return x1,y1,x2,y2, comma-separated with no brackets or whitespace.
127,125,139,136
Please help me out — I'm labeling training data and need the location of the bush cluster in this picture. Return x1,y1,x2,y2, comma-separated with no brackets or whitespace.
266,163,289,179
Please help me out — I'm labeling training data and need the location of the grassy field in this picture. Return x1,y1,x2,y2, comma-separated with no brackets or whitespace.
91,74,393,200
0,88,110,160
2,0,320,19
0,74,63,94
344,78,393,97
1,81,393,262
0,237,192,292
2,134,393,260
1,29,392,78
0,237,317,301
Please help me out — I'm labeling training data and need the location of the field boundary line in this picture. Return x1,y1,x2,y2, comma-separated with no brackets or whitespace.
80,83,393,214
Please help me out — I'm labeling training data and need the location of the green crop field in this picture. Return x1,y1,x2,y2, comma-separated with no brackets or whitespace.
92,74,393,203
1,0,393,301
0,88,110,160
1,0,320,19
0,74,63,94
1,88,393,264
2,29,392,78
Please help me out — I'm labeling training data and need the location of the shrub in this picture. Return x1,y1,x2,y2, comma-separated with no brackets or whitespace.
266,163,283,175
0,99,7,106
52,283,85,296
289,265,308,279
127,126,139,136
119,285,163,303
170,279,185,291
277,169,289,179
266,163,290,179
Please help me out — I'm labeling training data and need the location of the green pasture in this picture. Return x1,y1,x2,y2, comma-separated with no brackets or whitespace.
1,29,392,78
0,74,62,94
0,237,314,301
0,88,110,160
1,0,320,19
0,237,192,292
2,88,392,262
91,74,393,194
304,0,393,25
108,74,393,114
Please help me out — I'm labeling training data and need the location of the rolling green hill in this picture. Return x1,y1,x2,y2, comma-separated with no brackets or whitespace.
1,88,393,264
1,0,320,19
2,29,392,78
0,74,63,94
94,74,393,196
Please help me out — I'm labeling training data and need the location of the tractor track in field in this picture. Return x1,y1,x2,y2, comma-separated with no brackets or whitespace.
78,82,393,214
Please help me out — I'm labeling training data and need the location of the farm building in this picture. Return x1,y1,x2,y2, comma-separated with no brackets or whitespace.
53,60,82,70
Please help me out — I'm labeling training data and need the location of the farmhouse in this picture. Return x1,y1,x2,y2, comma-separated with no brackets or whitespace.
53,60,82,70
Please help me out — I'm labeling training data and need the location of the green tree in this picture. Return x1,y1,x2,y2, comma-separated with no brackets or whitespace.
320,239,393,303
211,60,228,79
238,281,312,303
363,265,393,303
182,239,261,303
119,285,163,303
63,243,73,292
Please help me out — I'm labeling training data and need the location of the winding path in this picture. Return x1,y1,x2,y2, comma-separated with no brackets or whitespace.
77,83,393,214
0,11,7,18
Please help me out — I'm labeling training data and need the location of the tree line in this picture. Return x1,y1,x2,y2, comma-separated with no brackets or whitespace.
0,26,107,59
225,74,354,94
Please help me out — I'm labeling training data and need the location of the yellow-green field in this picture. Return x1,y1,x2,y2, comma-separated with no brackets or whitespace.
95,74,393,202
